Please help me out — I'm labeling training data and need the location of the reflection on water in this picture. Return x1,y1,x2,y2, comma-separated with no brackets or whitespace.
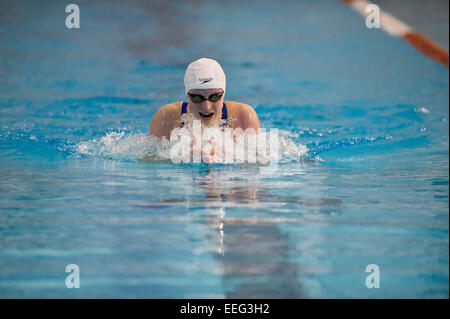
220,218,305,298
196,166,304,298
135,164,342,298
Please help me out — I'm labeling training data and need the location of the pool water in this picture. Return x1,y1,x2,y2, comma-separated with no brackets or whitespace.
0,0,448,298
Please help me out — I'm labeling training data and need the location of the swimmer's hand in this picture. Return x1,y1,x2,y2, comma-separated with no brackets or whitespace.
192,134,216,164
202,142,215,164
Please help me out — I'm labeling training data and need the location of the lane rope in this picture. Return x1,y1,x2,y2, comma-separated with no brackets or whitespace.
342,0,449,67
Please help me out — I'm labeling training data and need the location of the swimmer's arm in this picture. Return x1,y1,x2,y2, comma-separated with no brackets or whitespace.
149,104,178,139
237,104,261,133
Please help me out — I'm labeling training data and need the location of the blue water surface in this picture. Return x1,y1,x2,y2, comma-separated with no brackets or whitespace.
0,0,448,298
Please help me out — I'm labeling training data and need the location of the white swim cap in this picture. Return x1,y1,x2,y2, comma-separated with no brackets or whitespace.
184,58,226,95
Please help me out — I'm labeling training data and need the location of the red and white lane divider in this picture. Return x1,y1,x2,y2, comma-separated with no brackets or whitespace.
342,0,449,67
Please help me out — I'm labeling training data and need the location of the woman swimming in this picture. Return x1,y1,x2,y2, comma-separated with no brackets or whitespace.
149,58,260,139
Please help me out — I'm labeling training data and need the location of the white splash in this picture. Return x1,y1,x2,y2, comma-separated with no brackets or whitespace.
74,125,307,164
416,107,430,114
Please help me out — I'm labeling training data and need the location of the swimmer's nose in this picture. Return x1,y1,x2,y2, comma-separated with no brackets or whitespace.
199,100,214,112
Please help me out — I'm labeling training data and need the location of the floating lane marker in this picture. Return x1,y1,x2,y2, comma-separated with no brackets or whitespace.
342,0,449,67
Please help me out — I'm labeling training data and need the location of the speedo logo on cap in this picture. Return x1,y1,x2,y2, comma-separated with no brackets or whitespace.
198,77,213,84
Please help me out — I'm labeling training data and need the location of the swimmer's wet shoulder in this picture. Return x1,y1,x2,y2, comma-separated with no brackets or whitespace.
149,101,180,139
226,101,260,132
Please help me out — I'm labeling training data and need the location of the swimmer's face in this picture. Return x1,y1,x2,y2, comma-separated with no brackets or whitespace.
187,88,224,126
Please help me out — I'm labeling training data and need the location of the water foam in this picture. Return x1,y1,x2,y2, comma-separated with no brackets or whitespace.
74,127,308,164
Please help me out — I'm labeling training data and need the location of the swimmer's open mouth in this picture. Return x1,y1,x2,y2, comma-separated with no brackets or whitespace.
199,112,214,120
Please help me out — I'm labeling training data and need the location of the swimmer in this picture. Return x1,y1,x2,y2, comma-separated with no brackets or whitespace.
149,58,260,139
